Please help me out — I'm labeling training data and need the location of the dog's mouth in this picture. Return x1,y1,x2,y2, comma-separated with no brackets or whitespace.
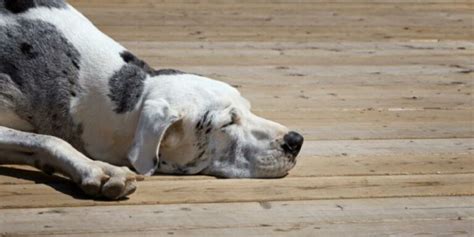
247,153,297,178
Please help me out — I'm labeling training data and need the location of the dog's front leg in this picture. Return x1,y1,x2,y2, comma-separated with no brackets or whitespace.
0,126,142,199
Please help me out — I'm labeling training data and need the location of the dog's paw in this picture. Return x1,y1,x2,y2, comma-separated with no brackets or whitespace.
79,161,144,200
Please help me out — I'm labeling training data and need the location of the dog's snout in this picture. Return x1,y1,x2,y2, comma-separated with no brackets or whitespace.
281,131,304,157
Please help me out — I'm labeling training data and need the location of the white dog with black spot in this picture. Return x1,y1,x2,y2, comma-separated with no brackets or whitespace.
0,0,304,199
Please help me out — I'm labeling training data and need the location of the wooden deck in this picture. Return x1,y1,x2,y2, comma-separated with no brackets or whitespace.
1,0,473,236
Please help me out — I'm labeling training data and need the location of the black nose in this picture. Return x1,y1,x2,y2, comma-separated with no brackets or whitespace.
281,131,304,156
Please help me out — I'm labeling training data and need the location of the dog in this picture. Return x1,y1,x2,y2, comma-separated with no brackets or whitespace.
0,0,304,199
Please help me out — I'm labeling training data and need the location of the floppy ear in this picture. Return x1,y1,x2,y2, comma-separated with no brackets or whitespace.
128,99,181,175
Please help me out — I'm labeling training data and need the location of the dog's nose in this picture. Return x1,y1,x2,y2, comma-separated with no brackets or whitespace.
281,131,304,156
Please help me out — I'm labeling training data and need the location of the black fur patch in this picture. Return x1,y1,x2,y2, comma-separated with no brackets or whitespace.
120,51,155,75
108,64,147,114
4,0,34,13
20,42,38,59
0,19,85,151
189,111,214,165
3,0,66,14
119,51,184,77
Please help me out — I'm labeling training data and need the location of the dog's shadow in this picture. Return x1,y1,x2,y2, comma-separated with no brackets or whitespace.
0,166,119,201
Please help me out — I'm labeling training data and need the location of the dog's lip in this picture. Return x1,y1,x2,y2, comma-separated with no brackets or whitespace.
280,172,290,178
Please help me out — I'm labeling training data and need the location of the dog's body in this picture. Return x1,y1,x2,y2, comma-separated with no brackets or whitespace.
0,0,303,199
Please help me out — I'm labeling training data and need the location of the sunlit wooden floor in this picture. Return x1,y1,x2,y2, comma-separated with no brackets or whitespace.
1,0,473,236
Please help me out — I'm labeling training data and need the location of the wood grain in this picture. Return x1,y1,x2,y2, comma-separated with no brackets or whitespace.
0,173,472,209
0,197,472,236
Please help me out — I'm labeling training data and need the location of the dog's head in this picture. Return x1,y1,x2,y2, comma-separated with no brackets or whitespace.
128,74,303,178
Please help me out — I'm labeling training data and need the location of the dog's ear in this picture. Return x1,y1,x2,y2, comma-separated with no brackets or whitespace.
128,99,181,175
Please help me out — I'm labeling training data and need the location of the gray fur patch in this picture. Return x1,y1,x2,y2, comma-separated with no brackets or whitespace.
109,50,184,114
108,53,147,114
2,0,66,14
155,69,184,76
0,18,85,151
110,50,185,114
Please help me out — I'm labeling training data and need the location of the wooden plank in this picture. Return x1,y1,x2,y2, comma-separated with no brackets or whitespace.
123,40,472,51
70,2,473,26
126,46,474,67
292,138,474,177
256,109,473,140
69,0,474,5
69,1,474,9
81,8,472,29
100,26,473,42
67,0,473,42
38,221,472,237
65,1,473,42
0,197,472,236
254,108,473,121
175,65,473,85
0,173,472,209
1,138,472,184
133,51,474,68
282,121,472,141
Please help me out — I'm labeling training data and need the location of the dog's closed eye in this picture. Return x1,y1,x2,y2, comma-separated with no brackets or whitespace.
221,110,240,128
221,120,235,128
